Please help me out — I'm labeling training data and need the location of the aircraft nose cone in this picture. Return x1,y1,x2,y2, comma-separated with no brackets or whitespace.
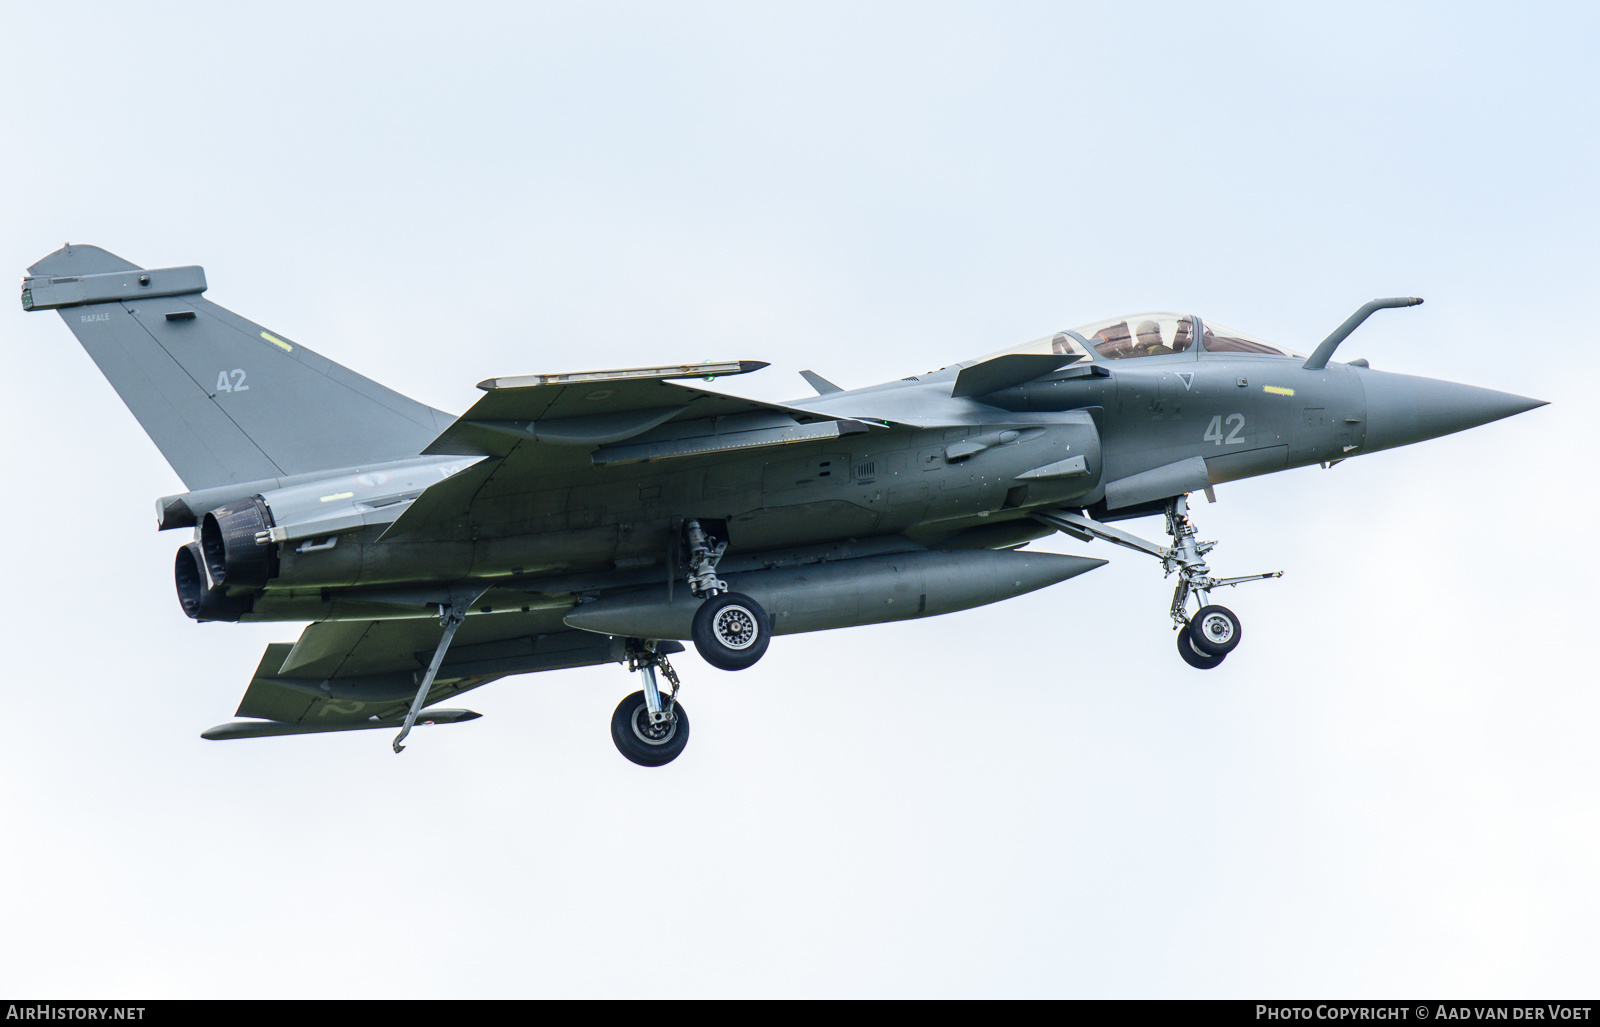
1360,370,1547,453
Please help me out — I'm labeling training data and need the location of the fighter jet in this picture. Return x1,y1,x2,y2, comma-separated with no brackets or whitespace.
20,244,1547,765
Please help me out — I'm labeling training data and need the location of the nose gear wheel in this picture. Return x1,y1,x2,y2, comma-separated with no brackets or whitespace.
1190,604,1242,656
1177,625,1226,669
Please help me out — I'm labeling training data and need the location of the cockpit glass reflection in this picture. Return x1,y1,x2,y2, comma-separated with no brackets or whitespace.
1200,321,1302,358
978,312,1302,363
1075,313,1194,360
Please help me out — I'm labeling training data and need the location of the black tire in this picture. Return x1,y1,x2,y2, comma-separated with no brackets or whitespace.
1190,604,1242,656
1177,626,1226,670
610,690,690,767
691,591,771,671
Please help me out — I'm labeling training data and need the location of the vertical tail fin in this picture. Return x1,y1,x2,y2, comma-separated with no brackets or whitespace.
22,244,452,490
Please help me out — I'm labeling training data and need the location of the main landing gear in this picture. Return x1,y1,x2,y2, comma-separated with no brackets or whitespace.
1039,495,1281,670
682,519,771,671
612,640,690,767
609,520,774,767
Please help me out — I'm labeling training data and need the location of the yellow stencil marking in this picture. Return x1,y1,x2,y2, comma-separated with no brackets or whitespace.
260,331,293,353
319,492,354,503
1263,385,1295,396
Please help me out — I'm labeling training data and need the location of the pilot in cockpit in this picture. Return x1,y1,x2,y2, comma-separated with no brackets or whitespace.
1136,319,1173,356
1171,318,1193,353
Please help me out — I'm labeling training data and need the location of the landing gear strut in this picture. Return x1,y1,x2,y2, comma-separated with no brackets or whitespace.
612,639,690,767
1038,495,1281,669
683,519,771,671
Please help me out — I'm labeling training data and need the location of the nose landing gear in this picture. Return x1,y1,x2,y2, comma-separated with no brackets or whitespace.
1038,495,1280,668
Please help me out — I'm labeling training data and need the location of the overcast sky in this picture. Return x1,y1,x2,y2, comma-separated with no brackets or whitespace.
2,1,1595,998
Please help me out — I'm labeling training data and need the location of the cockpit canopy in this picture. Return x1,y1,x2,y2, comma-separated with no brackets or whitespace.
993,312,1304,363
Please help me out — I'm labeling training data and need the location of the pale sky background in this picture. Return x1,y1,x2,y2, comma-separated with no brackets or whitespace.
1,1,1595,998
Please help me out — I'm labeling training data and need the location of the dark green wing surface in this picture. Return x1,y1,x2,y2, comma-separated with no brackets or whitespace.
215,609,627,735
384,370,867,540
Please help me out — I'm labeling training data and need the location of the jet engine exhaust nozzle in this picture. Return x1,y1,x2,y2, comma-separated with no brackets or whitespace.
200,496,276,589
175,543,252,622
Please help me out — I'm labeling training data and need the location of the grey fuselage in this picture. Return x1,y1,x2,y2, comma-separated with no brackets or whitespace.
204,345,1518,626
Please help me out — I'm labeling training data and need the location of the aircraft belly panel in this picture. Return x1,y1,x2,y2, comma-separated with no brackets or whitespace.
728,500,882,550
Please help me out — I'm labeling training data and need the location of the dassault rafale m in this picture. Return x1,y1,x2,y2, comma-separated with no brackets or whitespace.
20,244,1546,765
